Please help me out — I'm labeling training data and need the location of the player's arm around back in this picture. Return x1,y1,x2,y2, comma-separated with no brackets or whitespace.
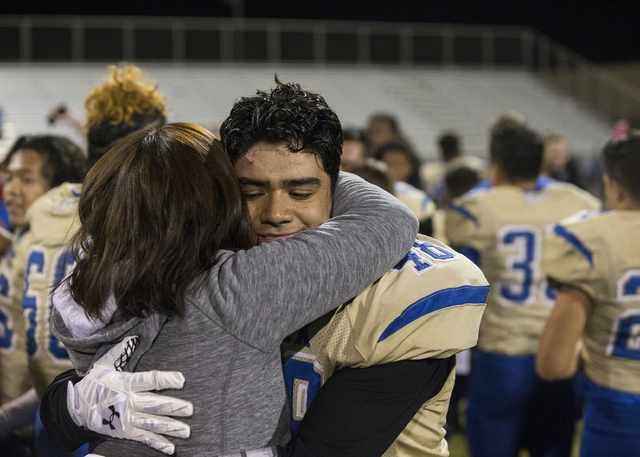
207,172,419,349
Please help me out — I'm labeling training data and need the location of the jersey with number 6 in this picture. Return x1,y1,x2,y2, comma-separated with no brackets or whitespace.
544,210,640,394
15,183,81,399
0,229,31,405
445,178,600,355
281,235,489,456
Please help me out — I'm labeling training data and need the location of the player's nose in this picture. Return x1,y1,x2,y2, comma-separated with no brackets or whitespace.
260,194,293,226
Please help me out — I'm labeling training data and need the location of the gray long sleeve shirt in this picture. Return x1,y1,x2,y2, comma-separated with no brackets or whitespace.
51,173,418,456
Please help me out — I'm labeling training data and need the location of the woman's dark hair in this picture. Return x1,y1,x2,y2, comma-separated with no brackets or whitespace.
490,124,543,183
2,135,87,187
68,123,255,320
602,133,640,204
219,77,343,193
375,141,423,190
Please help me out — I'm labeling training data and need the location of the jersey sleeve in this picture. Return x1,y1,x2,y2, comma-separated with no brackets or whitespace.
347,236,489,366
543,216,603,302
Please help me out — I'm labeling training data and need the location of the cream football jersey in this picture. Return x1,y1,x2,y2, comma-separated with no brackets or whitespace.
16,183,81,399
445,179,600,355
282,235,488,456
544,210,640,394
0,229,31,405
394,181,436,223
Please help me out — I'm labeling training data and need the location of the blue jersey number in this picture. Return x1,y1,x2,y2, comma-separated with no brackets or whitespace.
23,249,46,356
393,240,456,274
0,266,16,350
282,354,323,435
496,225,554,307
609,271,640,360
23,247,72,361
48,251,75,359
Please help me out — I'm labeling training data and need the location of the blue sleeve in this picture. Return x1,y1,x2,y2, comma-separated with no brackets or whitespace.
456,246,481,267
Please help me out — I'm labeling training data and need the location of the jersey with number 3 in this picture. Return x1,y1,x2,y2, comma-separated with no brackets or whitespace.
16,183,81,399
446,179,600,355
544,210,640,394
281,235,489,456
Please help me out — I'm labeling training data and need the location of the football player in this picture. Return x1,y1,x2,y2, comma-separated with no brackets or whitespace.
2,65,166,457
222,82,488,456
445,123,601,457
0,135,86,455
537,134,640,456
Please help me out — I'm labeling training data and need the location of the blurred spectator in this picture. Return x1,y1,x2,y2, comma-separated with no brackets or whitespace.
541,133,584,188
489,110,528,139
349,160,394,194
368,113,403,149
444,165,482,204
421,130,486,205
340,127,370,172
47,104,86,139
352,158,435,236
375,141,423,190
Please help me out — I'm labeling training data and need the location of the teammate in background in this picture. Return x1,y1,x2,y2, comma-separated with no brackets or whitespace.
537,134,640,456
343,130,435,235
374,142,436,235
349,159,395,194
445,124,601,457
42,79,487,457
3,64,167,457
440,164,482,435
420,131,486,205
339,127,370,172
0,135,86,457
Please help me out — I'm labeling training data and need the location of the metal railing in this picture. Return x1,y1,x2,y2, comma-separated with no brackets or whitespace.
1,15,639,124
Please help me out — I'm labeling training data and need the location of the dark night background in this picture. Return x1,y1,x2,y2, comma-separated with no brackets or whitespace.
1,0,639,64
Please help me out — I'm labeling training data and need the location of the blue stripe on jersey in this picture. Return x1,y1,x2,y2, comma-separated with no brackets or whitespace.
553,224,594,267
378,284,490,342
448,203,479,226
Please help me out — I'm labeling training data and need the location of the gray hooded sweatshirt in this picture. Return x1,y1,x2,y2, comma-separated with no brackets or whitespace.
51,173,418,456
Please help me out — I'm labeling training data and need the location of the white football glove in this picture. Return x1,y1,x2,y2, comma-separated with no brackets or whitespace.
67,336,193,455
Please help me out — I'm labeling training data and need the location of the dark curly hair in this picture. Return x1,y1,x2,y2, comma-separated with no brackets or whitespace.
219,77,343,193
2,135,87,187
603,133,640,204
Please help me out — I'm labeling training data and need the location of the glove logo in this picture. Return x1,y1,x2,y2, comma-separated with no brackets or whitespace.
102,405,120,430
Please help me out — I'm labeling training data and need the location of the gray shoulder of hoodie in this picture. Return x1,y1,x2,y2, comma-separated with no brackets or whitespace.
197,172,418,351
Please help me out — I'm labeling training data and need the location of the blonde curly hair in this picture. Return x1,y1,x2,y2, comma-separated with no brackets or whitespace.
85,64,168,129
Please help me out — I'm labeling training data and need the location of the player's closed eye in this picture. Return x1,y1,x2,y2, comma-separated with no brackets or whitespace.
242,192,264,201
290,192,313,200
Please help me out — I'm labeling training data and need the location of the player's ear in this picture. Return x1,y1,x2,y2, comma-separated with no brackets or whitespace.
488,162,503,186
604,174,627,210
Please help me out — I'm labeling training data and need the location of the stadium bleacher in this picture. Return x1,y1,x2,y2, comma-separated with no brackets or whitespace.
0,63,611,160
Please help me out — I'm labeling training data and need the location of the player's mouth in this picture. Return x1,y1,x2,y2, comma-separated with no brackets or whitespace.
4,200,22,215
258,233,297,244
